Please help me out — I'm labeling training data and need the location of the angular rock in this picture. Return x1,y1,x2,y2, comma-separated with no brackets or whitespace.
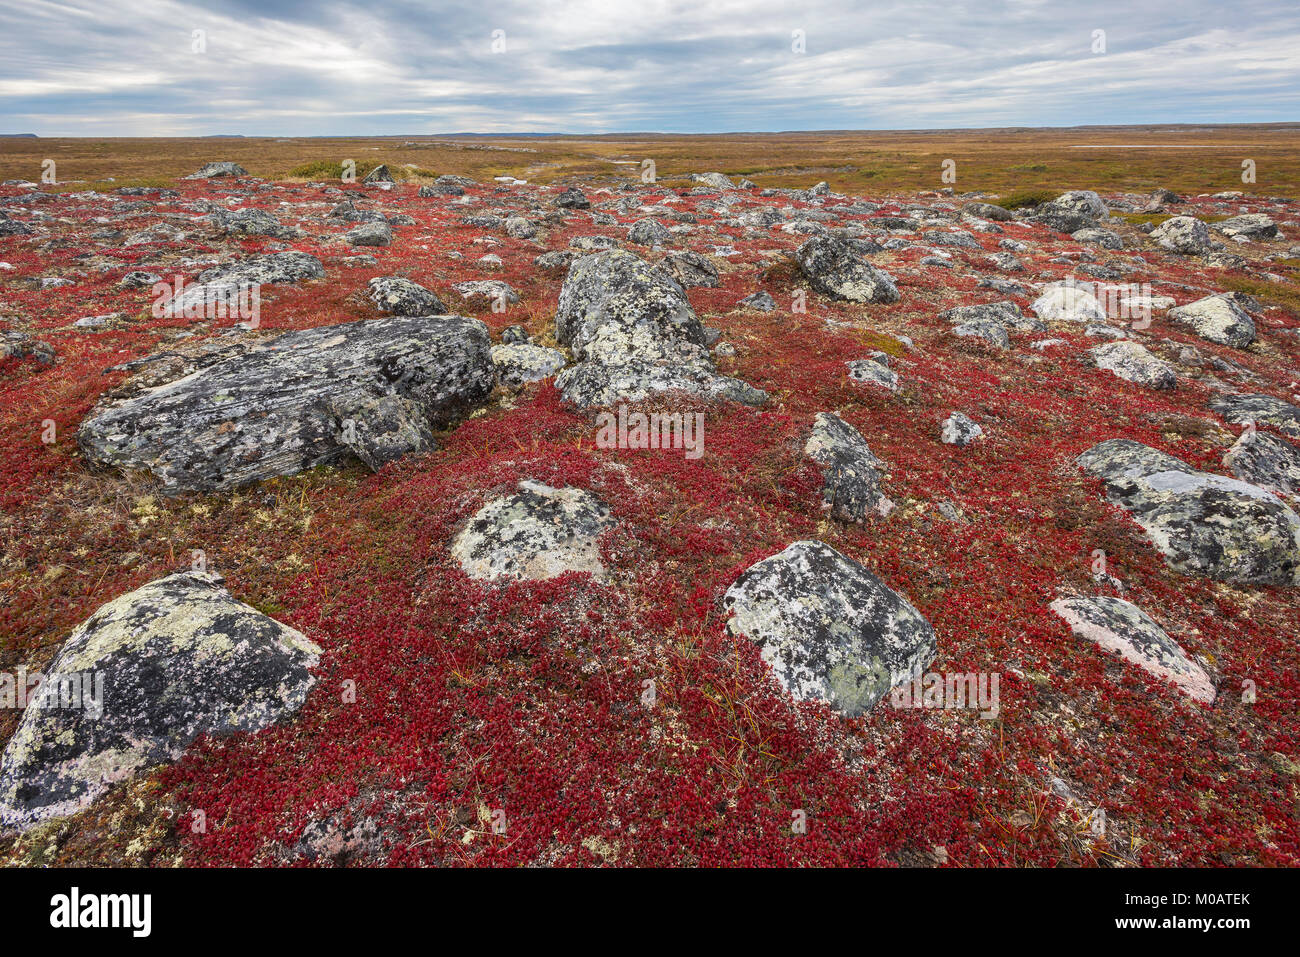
345,220,393,247
941,411,983,446
628,218,672,247
1168,295,1255,348
1049,595,1214,703
723,541,937,716
1090,341,1177,390
491,342,566,387
1151,216,1212,254
804,412,894,521
738,290,777,312
1209,393,1300,439
366,276,447,316
846,357,899,392
796,234,900,304
1224,429,1300,497
1032,282,1108,323
362,164,394,184
553,249,764,408
78,315,494,492
184,161,248,179
451,480,613,580
1216,213,1276,241
940,300,1045,333
164,251,325,317
0,571,320,830
554,187,591,210
663,250,720,288
1076,438,1300,585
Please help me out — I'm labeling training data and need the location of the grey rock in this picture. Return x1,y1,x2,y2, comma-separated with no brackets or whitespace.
553,250,765,408
796,234,900,304
345,220,393,247
1032,282,1108,323
554,187,591,210
209,207,297,239
1224,429,1300,497
361,164,395,184
1168,295,1256,348
453,279,519,306
164,251,324,317
504,216,537,239
804,412,894,521
941,411,983,446
491,342,566,387
963,202,1013,222
738,290,777,311
0,571,320,830
723,541,936,716
366,276,447,316
1209,393,1300,439
78,315,494,492
1151,216,1212,254
663,250,720,288
183,161,249,179
1216,213,1277,240
451,480,613,580
1072,227,1123,249
1090,341,1177,390
1076,438,1300,585
628,218,672,246
1049,595,1214,703
846,358,899,392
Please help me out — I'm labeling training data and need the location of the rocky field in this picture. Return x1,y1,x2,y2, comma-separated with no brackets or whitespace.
1,159,1298,867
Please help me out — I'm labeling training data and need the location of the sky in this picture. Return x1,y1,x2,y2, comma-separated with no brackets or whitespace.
0,0,1297,136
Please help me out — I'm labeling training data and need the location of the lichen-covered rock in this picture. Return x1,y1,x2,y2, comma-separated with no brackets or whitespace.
453,279,519,306
692,172,735,189
491,342,566,387
184,161,248,179
362,164,394,184
1049,595,1214,703
1223,429,1300,497
628,218,672,246
663,250,720,288
450,480,614,580
505,216,537,239
209,207,298,239
941,411,983,446
553,249,765,408
0,571,320,831
1216,213,1276,241
78,315,494,492
554,187,591,209
1031,282,1108,323
1077,438,1300,585
1072,227,1123,249
1090,341,1177,390
1168,295,1255,348
723,541,937,716
366,276,447,316
164,251,324,317
952,319,1010,348
738,290,777,311
795,234,900,304
1151,215,1212,254
964,201,1013,222
345,220,393,247
804,412,894,520
846,357,899,392
0,330,54,364
1209,393,1300,439
940,300,1045,333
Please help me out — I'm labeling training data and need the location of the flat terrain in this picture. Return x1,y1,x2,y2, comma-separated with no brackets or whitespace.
3,124,1299,197
1,127,1299,867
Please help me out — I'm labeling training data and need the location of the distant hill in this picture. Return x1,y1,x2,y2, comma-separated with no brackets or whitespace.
0,133,37,138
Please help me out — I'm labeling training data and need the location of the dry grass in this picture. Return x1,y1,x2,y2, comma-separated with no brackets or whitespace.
3,124,1298,196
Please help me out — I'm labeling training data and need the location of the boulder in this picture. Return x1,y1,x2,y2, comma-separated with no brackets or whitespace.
1151,216,1212,254
795,234,900,304
723,541,937,716
628,218,672,246
941,411,983,446
1168,295,1255,348
1076,438,1300,585
1209,393,1300,439
1031,282,1108,323
345,221,393,247
1090,341,1177,390
1223,429,1300,497
553,249,765,408
184,161,248,179
361,164,395,184
663,250,719,288
451,481,613,580
804,412,894,521
78,315,495,492
0,571,320,830
1049,595,1214,703
1216,213,1277,241
163,251,325,317
491,342,566,387
366,276,447,316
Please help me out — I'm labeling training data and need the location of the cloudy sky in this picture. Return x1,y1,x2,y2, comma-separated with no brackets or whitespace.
1,0,1297,135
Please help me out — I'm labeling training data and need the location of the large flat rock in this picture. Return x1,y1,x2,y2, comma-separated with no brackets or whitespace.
79,315,495,492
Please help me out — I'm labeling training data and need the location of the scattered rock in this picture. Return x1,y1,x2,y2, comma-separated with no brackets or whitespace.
184,161,249,179
941,411,983,446
1049,595,1214,703
0,571,320,830
366,276,447,316
1090,341,1177,390
1168,295,1255,348
795,234,900,304
723,541,937,716
451,481,614,580
804,412,894,520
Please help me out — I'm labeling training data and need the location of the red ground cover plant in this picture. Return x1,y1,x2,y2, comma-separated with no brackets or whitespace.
1,176,1298,866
